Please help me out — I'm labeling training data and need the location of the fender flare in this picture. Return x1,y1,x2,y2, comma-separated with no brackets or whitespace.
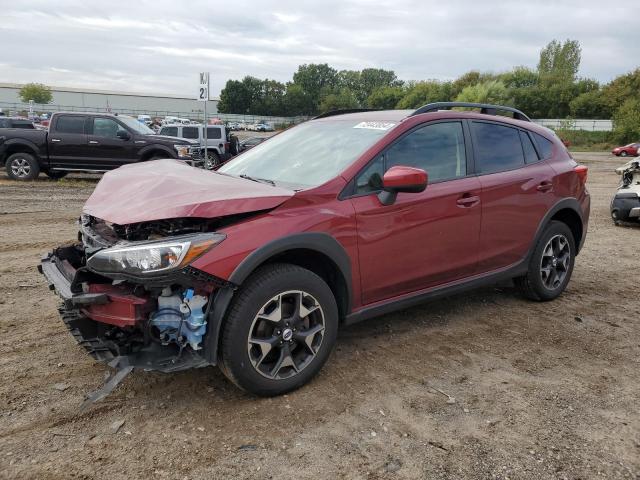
2,138,43,165
527,197,586,261
139,144,175,160
203,232,353,364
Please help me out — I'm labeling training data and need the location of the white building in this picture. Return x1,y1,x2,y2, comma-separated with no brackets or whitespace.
0,82,218,120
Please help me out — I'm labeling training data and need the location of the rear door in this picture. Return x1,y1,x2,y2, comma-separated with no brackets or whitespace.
471,121,557,272
48,114,89,169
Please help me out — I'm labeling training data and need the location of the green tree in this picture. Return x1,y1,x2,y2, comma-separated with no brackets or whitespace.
537,39,581,84
358,68,401,103
455,80,511,105
367,86,406,109
218,79,251,113
292,63,338,112
601,68,640,112
612,98,640,143
283,83,315,116
19,83,52,104
570,90,611,119
318,88,359,113
501,66,538,89
396,80,452,109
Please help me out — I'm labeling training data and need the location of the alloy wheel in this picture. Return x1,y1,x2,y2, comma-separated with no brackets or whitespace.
10,157,31,178
247,290,325,380
540,234,571,290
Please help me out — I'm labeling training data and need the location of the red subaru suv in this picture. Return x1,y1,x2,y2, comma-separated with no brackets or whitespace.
40,103,590,396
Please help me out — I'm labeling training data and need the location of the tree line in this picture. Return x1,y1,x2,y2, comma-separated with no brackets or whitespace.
218,39,640,141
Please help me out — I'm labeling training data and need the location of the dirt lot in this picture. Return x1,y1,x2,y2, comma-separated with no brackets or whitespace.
0,153,638,479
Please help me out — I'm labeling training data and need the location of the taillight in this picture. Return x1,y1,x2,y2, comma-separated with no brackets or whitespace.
574,165,588,186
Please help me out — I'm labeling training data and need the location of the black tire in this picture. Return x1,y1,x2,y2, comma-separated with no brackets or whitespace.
5,152,40,180
620,151,628,157
148,155,165,161
219,263,339,396
204,151,220,170
514,221,576,301
44,170,68,180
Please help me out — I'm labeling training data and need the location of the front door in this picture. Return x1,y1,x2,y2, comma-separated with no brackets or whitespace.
86,117,134,169
349,121,482,305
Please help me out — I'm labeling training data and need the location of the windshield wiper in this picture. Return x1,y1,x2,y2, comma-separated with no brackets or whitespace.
239,174,275,186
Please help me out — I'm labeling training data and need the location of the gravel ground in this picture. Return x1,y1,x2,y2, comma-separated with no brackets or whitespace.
0,152,638,479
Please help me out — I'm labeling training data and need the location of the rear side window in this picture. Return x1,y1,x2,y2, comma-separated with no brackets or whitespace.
386,122,467,182
160,127,178,137
182,127,198,139
14,121,35,129
207,127,222,139
55,115,86,134
472,122,524,174
532,132,554,159
520,131,540,164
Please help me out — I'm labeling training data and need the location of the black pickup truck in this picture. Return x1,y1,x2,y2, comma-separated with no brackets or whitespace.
0,112,198,180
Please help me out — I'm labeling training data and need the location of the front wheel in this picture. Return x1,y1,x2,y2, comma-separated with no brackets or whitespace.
620,151,628,157
6,152,40,180
514,221,576,301
204,151,220,170
44,170,68,180
219,263,338,396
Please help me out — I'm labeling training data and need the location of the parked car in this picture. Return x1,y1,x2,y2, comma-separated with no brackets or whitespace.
240,136,267,151
612,143,640,157
0,117,35,129
39,102,590,397
255,123,274,132
157,124,231,166
611,158,640,224
1,112,197,180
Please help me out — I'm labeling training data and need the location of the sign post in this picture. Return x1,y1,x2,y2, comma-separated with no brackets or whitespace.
198,72,210,167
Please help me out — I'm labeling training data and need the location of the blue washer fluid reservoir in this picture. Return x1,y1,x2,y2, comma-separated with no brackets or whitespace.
180,289,208,350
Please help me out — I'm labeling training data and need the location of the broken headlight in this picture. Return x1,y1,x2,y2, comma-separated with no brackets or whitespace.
86,233,225,276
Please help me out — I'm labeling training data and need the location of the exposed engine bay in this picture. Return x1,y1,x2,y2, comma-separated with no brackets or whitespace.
611,158,640,224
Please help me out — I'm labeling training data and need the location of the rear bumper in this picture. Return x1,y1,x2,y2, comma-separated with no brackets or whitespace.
611,192,640,222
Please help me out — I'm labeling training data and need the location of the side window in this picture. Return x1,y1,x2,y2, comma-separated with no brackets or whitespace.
472,122,524,174
355,155,384,194
207,127,222,139
520,131,540,164
182,127,198,139
92,118,126,138
55,115,86,134
0,118,7,128
161,127,178,137
532,132,554,159
386,122,467,182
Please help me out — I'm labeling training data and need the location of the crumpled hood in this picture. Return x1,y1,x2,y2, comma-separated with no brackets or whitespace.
83,159,294,225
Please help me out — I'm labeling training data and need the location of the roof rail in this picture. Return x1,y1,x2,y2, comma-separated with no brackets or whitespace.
313,108,378,120
410,102,531,122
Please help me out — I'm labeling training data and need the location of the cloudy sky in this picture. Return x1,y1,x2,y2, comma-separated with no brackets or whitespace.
1,0,637,98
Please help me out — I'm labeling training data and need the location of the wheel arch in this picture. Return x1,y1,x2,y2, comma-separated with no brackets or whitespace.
1,140,42,165
529,198,585,259
139,144,175,160
203,233,353,365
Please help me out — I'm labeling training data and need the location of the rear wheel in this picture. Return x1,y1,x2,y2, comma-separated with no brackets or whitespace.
204,151,220,170
6,152,40,180
219,263,338,396
515,221,575,301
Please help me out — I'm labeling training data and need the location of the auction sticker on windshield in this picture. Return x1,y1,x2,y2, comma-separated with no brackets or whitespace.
353,121,396,130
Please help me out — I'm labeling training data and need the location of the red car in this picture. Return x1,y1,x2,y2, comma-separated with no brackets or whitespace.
612,143,640,157
40,102,590,396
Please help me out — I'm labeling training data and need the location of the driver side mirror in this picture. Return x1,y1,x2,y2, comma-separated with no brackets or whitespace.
378,166,428,206
116,130,131,140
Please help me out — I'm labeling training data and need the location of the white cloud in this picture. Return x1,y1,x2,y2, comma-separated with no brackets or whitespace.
0,0,637,97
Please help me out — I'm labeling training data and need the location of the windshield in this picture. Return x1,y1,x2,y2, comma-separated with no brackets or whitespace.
119,116,155,135
219,120,394,187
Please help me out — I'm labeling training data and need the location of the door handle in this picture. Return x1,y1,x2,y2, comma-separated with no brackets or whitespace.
537,181,553,192
51,138,61,142
456,194,480,207
88,140,99,145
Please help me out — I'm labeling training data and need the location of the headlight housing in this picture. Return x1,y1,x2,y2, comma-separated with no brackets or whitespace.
173,144,191,158
87,233,225,276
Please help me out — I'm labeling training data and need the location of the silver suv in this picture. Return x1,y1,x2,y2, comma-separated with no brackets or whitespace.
158,124,229,166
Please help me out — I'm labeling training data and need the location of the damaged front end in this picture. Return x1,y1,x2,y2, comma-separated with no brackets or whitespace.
39,215,235,375
611,159,640,224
